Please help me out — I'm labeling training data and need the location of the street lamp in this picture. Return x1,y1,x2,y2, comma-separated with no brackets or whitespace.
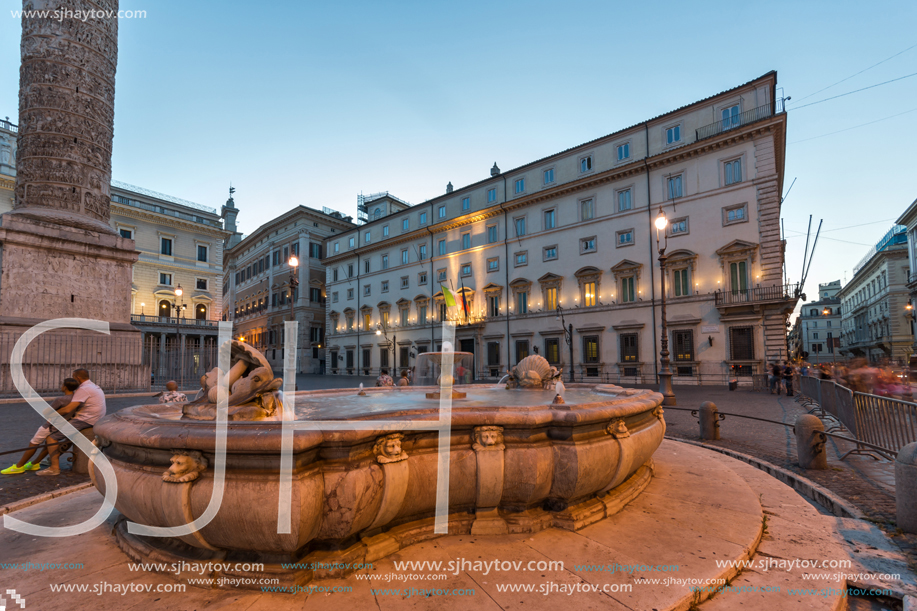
822,307,837,366
289,255,299,370
140,302,145,316
654,207,676,406
555,304,575,383
376,324,396,374
172,285,187,391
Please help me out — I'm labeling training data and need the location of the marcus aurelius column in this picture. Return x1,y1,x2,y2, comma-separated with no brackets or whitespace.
0,1,138,336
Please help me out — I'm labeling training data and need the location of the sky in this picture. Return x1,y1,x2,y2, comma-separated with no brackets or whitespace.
1,0,915,314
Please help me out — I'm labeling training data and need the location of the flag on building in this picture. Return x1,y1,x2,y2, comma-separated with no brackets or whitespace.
441,284,457,307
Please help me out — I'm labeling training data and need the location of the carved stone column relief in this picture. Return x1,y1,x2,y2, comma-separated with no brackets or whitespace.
471,425,508,535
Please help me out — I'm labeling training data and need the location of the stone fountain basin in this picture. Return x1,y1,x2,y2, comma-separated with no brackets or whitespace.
92,384,665,565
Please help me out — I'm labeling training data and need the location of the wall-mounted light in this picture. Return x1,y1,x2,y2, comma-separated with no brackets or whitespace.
708,336,713,346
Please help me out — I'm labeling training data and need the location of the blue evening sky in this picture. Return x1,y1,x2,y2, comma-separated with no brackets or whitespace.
0,0,914,308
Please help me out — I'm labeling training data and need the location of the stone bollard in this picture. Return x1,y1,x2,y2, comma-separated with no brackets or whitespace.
699,401,720,440
896,442,917,534
795,414,827,470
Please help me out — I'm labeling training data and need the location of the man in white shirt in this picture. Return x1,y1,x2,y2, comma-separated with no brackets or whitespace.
38,368,106,476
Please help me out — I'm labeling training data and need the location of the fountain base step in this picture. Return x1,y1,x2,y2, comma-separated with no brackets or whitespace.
424,390,466,400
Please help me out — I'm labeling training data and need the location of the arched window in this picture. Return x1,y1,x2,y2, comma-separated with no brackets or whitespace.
159,300,171,319
196,304,207,320
373,207,382,220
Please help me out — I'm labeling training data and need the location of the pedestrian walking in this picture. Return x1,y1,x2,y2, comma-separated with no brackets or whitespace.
783,361,795,397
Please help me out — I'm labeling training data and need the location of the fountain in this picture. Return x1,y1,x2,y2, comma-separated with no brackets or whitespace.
91,342,665,589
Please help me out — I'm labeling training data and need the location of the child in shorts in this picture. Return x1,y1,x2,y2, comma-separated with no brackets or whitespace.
1,378,81,475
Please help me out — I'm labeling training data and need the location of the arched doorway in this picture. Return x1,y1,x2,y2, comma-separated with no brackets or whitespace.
196,304,207,320
159,300,171,320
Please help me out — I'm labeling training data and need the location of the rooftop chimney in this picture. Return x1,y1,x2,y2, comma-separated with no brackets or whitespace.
446,181,453,193
490,163,500,177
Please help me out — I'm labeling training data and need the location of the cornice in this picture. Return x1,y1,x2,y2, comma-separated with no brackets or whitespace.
112,205,230,238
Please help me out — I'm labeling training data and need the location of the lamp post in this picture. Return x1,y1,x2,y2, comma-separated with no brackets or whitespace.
289,255,299,371
822,307,837,367
654,207,676,406
555,304,575,383
376,324,396,375
173,285,187,391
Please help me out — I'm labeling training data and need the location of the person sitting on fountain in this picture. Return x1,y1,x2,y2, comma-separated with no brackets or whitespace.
159,380,188,404
2,378,81,475
376,368,394,387
398,370,410,387
38,368,107,476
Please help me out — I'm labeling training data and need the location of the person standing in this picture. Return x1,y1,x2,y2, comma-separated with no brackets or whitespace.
783,361,795,397
770,361,783,395
38,368,106,476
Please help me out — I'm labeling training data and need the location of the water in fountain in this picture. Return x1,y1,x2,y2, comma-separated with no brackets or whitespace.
496,374,510,387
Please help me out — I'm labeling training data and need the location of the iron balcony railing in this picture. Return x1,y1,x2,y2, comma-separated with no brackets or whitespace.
714,283,799,306
131,314,220,328
696,103,774,141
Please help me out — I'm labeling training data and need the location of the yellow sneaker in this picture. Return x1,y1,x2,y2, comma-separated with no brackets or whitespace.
1,464,26,475
24,462,40,471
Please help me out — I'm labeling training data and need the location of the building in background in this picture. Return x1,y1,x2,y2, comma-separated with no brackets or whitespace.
223,201,355,374
896,198,917,353
794,280,841,364
838,225,911,363
323,72,797,384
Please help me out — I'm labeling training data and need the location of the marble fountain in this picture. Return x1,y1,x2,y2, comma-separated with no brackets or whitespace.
91,343,665,588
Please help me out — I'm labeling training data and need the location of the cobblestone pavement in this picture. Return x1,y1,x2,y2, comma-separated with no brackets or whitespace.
660,384,917,572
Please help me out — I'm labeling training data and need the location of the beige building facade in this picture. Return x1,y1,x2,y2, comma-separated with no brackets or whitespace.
793,281,841,364
323,72,796,384
223,203,355,374
838,225,911,363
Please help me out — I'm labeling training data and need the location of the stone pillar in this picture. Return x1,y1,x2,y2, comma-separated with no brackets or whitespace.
895,442,917,534
795,414,827,470
698,401,721,440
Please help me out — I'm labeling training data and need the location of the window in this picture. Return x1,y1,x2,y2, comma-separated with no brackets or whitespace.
119,228,133,239
617,142,630,161
669,218,688,236
487,258,499,272
487,188,496,202
584,336,599,363
159,272,172,286
420,212,428,225
489,295,500,317
401,249,409,265
348,264,354,278
160,237,173,256
730,261,748,292
583,281,596,307
545,338,560,364
673,268,690,297
666,125,681,144
419,304,427,321
364,285,371,297
517,291,528,314
544,209,555,230
667,175,683,199
419,272,427,284
617,189,632,212
724,204,747,225
515,251,527,266
381,311,389,326
309,243,322,258
364,231,371,244
515,340,529,362
487,225,498,243
545,286,558,311
332,291,339,303
310,287,322,303
364,260,370,274
673,330,694,361
380,348,389,369
580,155,593,173
438,205,446,219
196,278,207,290
461,264,472,277
617,230,634,247
363,312,372,330
729,326,755,360
437,269,446,282
580,237,596,254
722,104,740,129
383,225,390,237
347,288,354,300
620,334,638,362
419,244,427,260
402,218,410,231
401,276,409,289
400,309,409,326
333,269,339,282
621,277,635,302
462,233,471,249
334,242,340,253
488,341,501,366
348,236,355,248
439,302,447,321
580,198,594,221
438,240,446,255
382,280,389,292
813,332,819,339
462,197,470,211
544,168,554,184
724,159,742,185
514,178,525,194
543,246,558,261
514,217,526,237
273,250,281,266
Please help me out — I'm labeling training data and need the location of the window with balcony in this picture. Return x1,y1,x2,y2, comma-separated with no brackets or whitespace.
673,268,690,297
729,261,748,293
722,105,740,129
